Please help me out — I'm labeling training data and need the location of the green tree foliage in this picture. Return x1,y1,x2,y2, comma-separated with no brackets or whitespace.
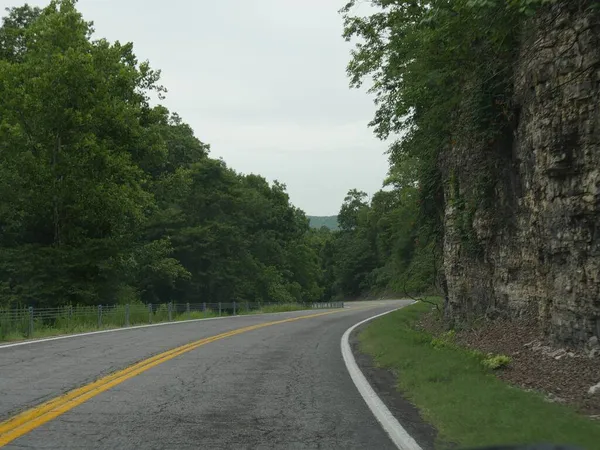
0,1,323,308
340,0,522,202
0,3,41,61
322,185,435,300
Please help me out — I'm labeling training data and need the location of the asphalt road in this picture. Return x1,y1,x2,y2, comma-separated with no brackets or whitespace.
0,300,410,449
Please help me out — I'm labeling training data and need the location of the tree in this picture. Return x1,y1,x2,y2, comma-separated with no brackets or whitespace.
0,0,180,306
338,189,369,232
0,4,41,62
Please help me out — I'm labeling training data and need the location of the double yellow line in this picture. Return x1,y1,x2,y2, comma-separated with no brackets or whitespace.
0,309,343,447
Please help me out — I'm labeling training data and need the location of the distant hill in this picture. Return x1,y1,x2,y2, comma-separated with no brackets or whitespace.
308,216,339,231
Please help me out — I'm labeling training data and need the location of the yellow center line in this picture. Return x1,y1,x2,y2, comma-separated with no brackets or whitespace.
0,308,349,447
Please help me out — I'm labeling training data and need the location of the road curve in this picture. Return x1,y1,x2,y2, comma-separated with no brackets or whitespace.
0,300,410,449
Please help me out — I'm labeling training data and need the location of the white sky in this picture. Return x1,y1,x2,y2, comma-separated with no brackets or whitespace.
3,0,388,215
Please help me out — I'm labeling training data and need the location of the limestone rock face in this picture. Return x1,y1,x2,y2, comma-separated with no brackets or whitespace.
443,1,600,347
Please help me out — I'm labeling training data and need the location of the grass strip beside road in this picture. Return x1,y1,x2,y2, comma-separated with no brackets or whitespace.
0,308,344,447
359,301,600,449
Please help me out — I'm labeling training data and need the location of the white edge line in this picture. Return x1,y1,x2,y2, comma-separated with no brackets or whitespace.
0,308,334,350
341,305,423,450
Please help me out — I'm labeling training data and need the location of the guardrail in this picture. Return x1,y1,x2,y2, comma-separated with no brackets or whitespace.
0,301,344,341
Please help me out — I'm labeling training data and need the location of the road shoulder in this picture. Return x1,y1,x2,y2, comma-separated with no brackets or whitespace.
349,323,438,450
352,301,600,449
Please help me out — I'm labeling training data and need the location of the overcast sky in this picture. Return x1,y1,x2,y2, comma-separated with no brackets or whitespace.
4,0,388,215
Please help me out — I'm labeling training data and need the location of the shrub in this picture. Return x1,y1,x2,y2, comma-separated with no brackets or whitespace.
431,329,457,349
482,354,511,370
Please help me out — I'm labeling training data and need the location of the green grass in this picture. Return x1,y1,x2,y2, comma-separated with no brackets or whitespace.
0,302,325,343
359,300,600,449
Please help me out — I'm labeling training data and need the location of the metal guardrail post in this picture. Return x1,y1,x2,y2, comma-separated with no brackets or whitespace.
168,302,172,321
202,302,206,317
218,302,222,316
148,304,152,324
125,304,130,327
98,305,102,328
186,303,190,313
28,306,34,337
233,301,236,316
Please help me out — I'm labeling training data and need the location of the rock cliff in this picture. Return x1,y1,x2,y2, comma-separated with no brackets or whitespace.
443,1,600,347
